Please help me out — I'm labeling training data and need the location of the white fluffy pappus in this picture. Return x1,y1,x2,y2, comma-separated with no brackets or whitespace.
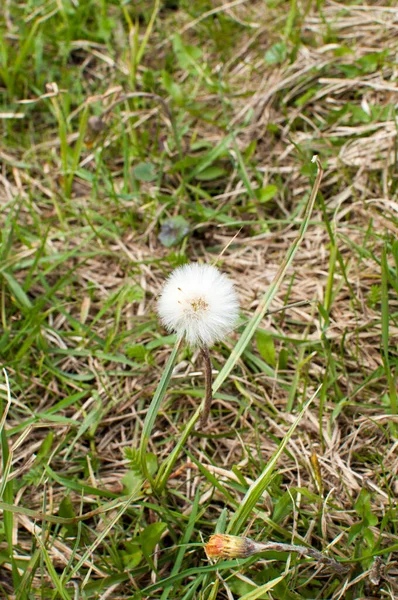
157,263,239,347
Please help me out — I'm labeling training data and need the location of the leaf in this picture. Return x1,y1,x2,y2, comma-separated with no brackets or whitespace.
122,543,143,569
122,451,157,493
2,271,32,309
188,133,233,180
122,470,143,495
256,331,276,367
278,348,289,370
355,489,378,527
349,104,371,124
35,432,54,462
146,453,158,477
256,184,278,203
133,162,157,182
195,166,227,181
158,216,190,247
126,344,147,361
58,496,77,536
347,521,363,545
272,490,294,523
140,522,167,556
172,34,202,71
239,576,285,599
357,51,387,74
265,42,287,65
162,70,183,104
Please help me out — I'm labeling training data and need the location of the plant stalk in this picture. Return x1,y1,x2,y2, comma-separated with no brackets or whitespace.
199,345,213,428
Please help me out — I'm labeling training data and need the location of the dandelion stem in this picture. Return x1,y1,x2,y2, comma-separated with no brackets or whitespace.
199,345,213,428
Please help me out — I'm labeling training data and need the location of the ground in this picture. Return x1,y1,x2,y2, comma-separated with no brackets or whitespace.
0,1,397,599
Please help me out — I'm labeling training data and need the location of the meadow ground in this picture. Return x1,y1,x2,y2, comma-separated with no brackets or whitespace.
0,1,397,598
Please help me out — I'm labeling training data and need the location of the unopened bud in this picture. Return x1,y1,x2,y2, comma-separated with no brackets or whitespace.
205,534,260,559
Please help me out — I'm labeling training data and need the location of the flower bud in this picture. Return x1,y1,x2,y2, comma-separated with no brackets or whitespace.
204,534,259,559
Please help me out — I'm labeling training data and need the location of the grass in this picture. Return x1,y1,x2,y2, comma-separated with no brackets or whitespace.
1,0,398,598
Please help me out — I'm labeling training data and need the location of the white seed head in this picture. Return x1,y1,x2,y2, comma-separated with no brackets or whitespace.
157,263,239,347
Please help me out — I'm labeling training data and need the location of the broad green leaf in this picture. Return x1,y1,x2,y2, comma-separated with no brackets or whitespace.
256,184,278,203
256,331,276,367
133,162,157,182
162,70,183,104
141,522,168,556
265,42,287,65
58,496,78,536
122,544,143,569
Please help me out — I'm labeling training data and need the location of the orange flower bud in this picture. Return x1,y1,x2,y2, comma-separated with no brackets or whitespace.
204,534,257,559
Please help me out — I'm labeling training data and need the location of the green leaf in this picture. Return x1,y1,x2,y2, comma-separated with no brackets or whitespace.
158,216,190,247
146,453,158,477
349,104,371,124
140,522,168,556
265,42,287,65
355,489,378,527
272,490,294,523
188,133,233,181
172,34,202,71
278,348,289,370
122,543,143,569
162,70,183,104
357,51,387,74
122,470,143,495
239,576,285,599
195,166,227,181
139,340,182,483
122,451,157,493
133,162,157,182
35,432,54,462
392,239,398,271
256,184,278,203
2,271,32,309
126,344,147,361
347,521,363,545
256,331,276,367
58,496,77,536
295,87,318,108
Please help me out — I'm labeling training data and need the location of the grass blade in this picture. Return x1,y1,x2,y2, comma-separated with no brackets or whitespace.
0,370,21,588
228,390,318,534
381,245,397,434
139,338,183,482
213,157,323,394
239,575,285,599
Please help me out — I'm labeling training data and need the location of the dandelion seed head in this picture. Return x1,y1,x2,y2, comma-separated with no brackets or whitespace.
157,263,239,347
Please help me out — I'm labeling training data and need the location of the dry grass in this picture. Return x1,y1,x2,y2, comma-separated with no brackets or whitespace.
0,1,397,598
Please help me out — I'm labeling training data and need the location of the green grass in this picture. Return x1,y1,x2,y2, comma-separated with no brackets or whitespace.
1,0,397,598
